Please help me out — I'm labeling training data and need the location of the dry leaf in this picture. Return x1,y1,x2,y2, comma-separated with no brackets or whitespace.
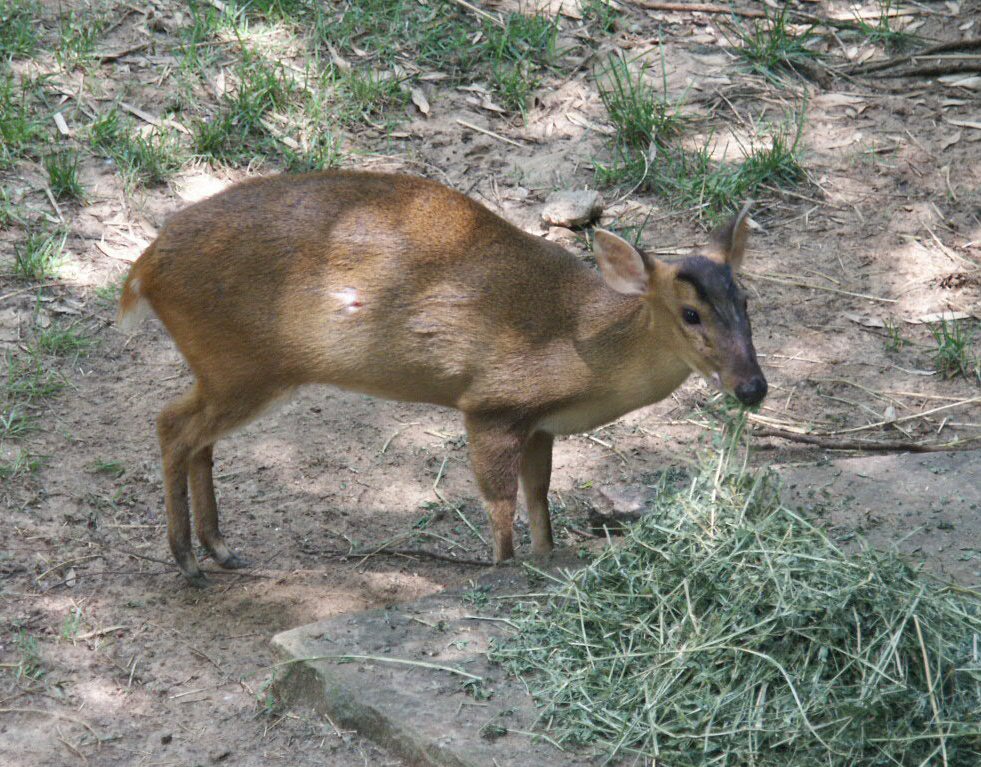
410,87,430,116
905,311,971,324
53,112,71,136
940,75,981,90
845,313,885,328
945,118,981,130
940,131,962,150
813,93,867,108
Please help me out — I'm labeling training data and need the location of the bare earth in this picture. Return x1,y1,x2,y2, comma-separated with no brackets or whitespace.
1,2,979,765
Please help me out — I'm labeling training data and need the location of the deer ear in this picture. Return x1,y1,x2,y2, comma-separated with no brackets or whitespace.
705,201,752,272
593,230,650,295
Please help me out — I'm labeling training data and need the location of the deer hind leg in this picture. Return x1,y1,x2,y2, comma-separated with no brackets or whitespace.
465,415,527,563
520,430,554,558
157,383,276,586
190,444,247,570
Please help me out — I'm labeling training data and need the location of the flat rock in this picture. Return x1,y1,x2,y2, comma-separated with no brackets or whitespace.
540,190,603,228
272,553,592,767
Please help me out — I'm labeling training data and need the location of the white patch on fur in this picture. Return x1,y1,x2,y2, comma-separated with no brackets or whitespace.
331,287,363,315
116,278,151,332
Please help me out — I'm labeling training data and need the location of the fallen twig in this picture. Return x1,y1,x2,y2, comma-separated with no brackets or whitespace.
848,37,981,74
742,270,897,304
753,426,981,453
630,1,765,17
871,61,981,78
456,119,524,147
336,546,492,567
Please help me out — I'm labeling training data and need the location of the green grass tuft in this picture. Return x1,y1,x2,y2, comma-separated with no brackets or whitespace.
44,150,85,201
598,53,684,152
930,319,978,381
56,7,107,69
0,0,42,59
36,323,94,357
0,72,47,168
0,449,45,479
854,0,920,51
13,229,66,280
1,349,64,439
730,6,821,82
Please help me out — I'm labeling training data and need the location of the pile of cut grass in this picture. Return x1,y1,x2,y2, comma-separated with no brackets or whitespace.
490,437,981,766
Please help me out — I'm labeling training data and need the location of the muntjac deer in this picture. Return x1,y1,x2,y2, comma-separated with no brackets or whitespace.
118,171,766,586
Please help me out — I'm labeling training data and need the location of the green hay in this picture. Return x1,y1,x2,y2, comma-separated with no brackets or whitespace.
490,435,981,766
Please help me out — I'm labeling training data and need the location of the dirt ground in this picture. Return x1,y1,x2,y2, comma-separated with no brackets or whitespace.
1,1,980,765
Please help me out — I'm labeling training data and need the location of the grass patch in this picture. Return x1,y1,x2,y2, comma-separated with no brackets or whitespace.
313,0,559,115
1,349,63,439
490,428,981,766
36,323,93,357
854,0,920,51
579,0,618,34
14,629,44,680
930,319,979,382
729,5,821,82
56,6,107,69
89,107,185,185
193,52,300,162
595,53,806,223
597,53,684,153
89,458,125,477
13,228,66,280
44,150,85,201
0,0,42,59
0,72,47,168
337,69,406,124
0,449,45,479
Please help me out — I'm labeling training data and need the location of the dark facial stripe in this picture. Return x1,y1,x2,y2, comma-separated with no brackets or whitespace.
676,256,742,327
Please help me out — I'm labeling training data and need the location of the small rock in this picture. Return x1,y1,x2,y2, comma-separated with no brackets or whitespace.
541,189,604,228
598,483,649,515
544,226,578,247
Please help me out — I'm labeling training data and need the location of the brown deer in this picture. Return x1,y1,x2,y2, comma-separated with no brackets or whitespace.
118,171,766,586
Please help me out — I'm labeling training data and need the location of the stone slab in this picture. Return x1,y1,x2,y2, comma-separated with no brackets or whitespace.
272,553,593,767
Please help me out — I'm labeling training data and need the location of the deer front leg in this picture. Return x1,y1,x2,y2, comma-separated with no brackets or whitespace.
520,430,554,557
465,414,527,562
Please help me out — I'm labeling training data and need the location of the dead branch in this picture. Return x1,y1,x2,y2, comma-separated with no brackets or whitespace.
848,37,981,74
753,426,981,453
630,1,765,17
870,61,981,78
333,547,492,567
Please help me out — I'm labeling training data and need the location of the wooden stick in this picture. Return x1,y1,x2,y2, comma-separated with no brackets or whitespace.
753,426,981,453
742,270,897,303
456,119,524,147
872,61,981,78
339,546,492,567
630,1,765,17
848,37,981,74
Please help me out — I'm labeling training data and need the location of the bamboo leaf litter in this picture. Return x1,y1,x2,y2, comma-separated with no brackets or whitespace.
489,449,981,766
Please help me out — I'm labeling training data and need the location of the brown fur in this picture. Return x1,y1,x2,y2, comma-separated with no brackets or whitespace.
119,171,766,585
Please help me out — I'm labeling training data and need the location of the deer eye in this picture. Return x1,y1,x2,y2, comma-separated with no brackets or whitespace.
682,308,701,325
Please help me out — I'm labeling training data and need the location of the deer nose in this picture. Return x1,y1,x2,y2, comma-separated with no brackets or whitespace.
735,376,767,406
